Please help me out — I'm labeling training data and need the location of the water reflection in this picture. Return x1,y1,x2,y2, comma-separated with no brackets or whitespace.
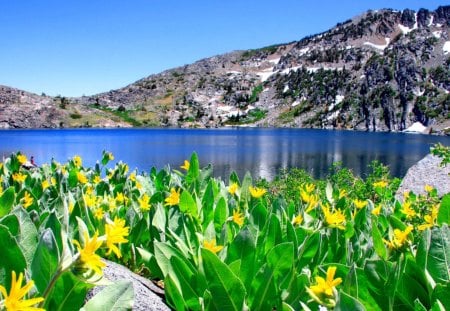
0,128,448,180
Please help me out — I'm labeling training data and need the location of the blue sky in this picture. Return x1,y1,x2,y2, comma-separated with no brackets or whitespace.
0,0,445,97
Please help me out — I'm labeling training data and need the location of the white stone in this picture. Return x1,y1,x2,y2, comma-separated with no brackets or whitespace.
403,122,428,134
443,41,450,55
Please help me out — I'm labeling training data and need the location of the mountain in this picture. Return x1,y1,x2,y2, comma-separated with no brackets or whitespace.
1,5,449,133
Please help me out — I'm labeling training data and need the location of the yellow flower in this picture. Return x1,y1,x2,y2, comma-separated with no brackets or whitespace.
228,183,239,195
73,231,105,275
105,217,129,258
77,171,88,184
353,199,367,209
403,191,410,200
108,197,117,212
12,172,27,183
232,209,244,227
373,180,388,188
372,204,382,216
249,186,266,199
73,155,82,168
180,160,190,171
41,180,50,190
135,181,142,190
68,202,75,214
338,189,347,199
93,208,104,220
401,201,416,218
165,188,180,206
129,173,136,182
424,184,434,193
203,239,223,254
322,204,346,230
107,152,114,161
309,266,342,298
301,183,315,193
138,194,151,211
418,204,439,231
305,194,319,213
17,154,27,165
84,194,98,209
93,175,101,184
115,192,125,204
51,177,57,186
292,213,303,226
0,271,44,311
384,226,413,249
21,192,33,209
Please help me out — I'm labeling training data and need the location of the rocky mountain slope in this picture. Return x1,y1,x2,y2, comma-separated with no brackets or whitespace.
1,5,449,132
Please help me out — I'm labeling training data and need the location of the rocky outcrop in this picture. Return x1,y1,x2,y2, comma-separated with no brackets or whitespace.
86,260,170,311
396,154,450,198
0,6,449,131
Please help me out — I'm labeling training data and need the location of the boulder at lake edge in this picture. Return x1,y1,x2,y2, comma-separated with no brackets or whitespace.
86,260,170,311
396,154,450,199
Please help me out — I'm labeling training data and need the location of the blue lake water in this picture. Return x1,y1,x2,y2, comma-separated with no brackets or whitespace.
0,128,449,180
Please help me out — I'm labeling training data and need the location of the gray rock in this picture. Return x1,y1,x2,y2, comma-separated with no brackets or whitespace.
396,154,450,199
87,260,170,311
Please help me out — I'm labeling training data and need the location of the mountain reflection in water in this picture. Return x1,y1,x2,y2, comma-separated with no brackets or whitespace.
0,128,448,180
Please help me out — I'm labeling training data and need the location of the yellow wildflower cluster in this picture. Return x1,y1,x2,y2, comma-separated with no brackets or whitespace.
105,217,130,258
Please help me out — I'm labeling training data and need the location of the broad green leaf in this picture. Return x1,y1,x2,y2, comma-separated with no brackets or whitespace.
431,283,450,310
81,280,134,311
396,256,430,309
68,169,78,187
185,152,200,184
201,248,246,311
250,201,268,230
13,208,39,265
165,275,187,311
0,224,26,287
226,228,256,290
201,180,215,229
416,225,450,284
298,231,320,267
335,291,365,311
168,256,204,310
0,187,15,217
262,214,282,255
248,263,278,310
437,194,450,225
214,197,227,232
0,214,19,236
371,218,387,260
343,264,358,298
46,271,93,311
414,299,428,311
240,172,253,202
154,241,191,277
249,243,294,310
31,229,60,295
179,191,198,217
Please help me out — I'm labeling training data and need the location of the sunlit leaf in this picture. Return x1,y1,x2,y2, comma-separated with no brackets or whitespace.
81,280,134,311
201,248,246,311
0,187,15,217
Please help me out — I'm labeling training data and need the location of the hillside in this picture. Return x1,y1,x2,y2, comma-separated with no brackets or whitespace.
1,5,449,132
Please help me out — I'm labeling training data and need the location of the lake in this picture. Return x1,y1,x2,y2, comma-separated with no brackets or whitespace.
0,128,449,180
